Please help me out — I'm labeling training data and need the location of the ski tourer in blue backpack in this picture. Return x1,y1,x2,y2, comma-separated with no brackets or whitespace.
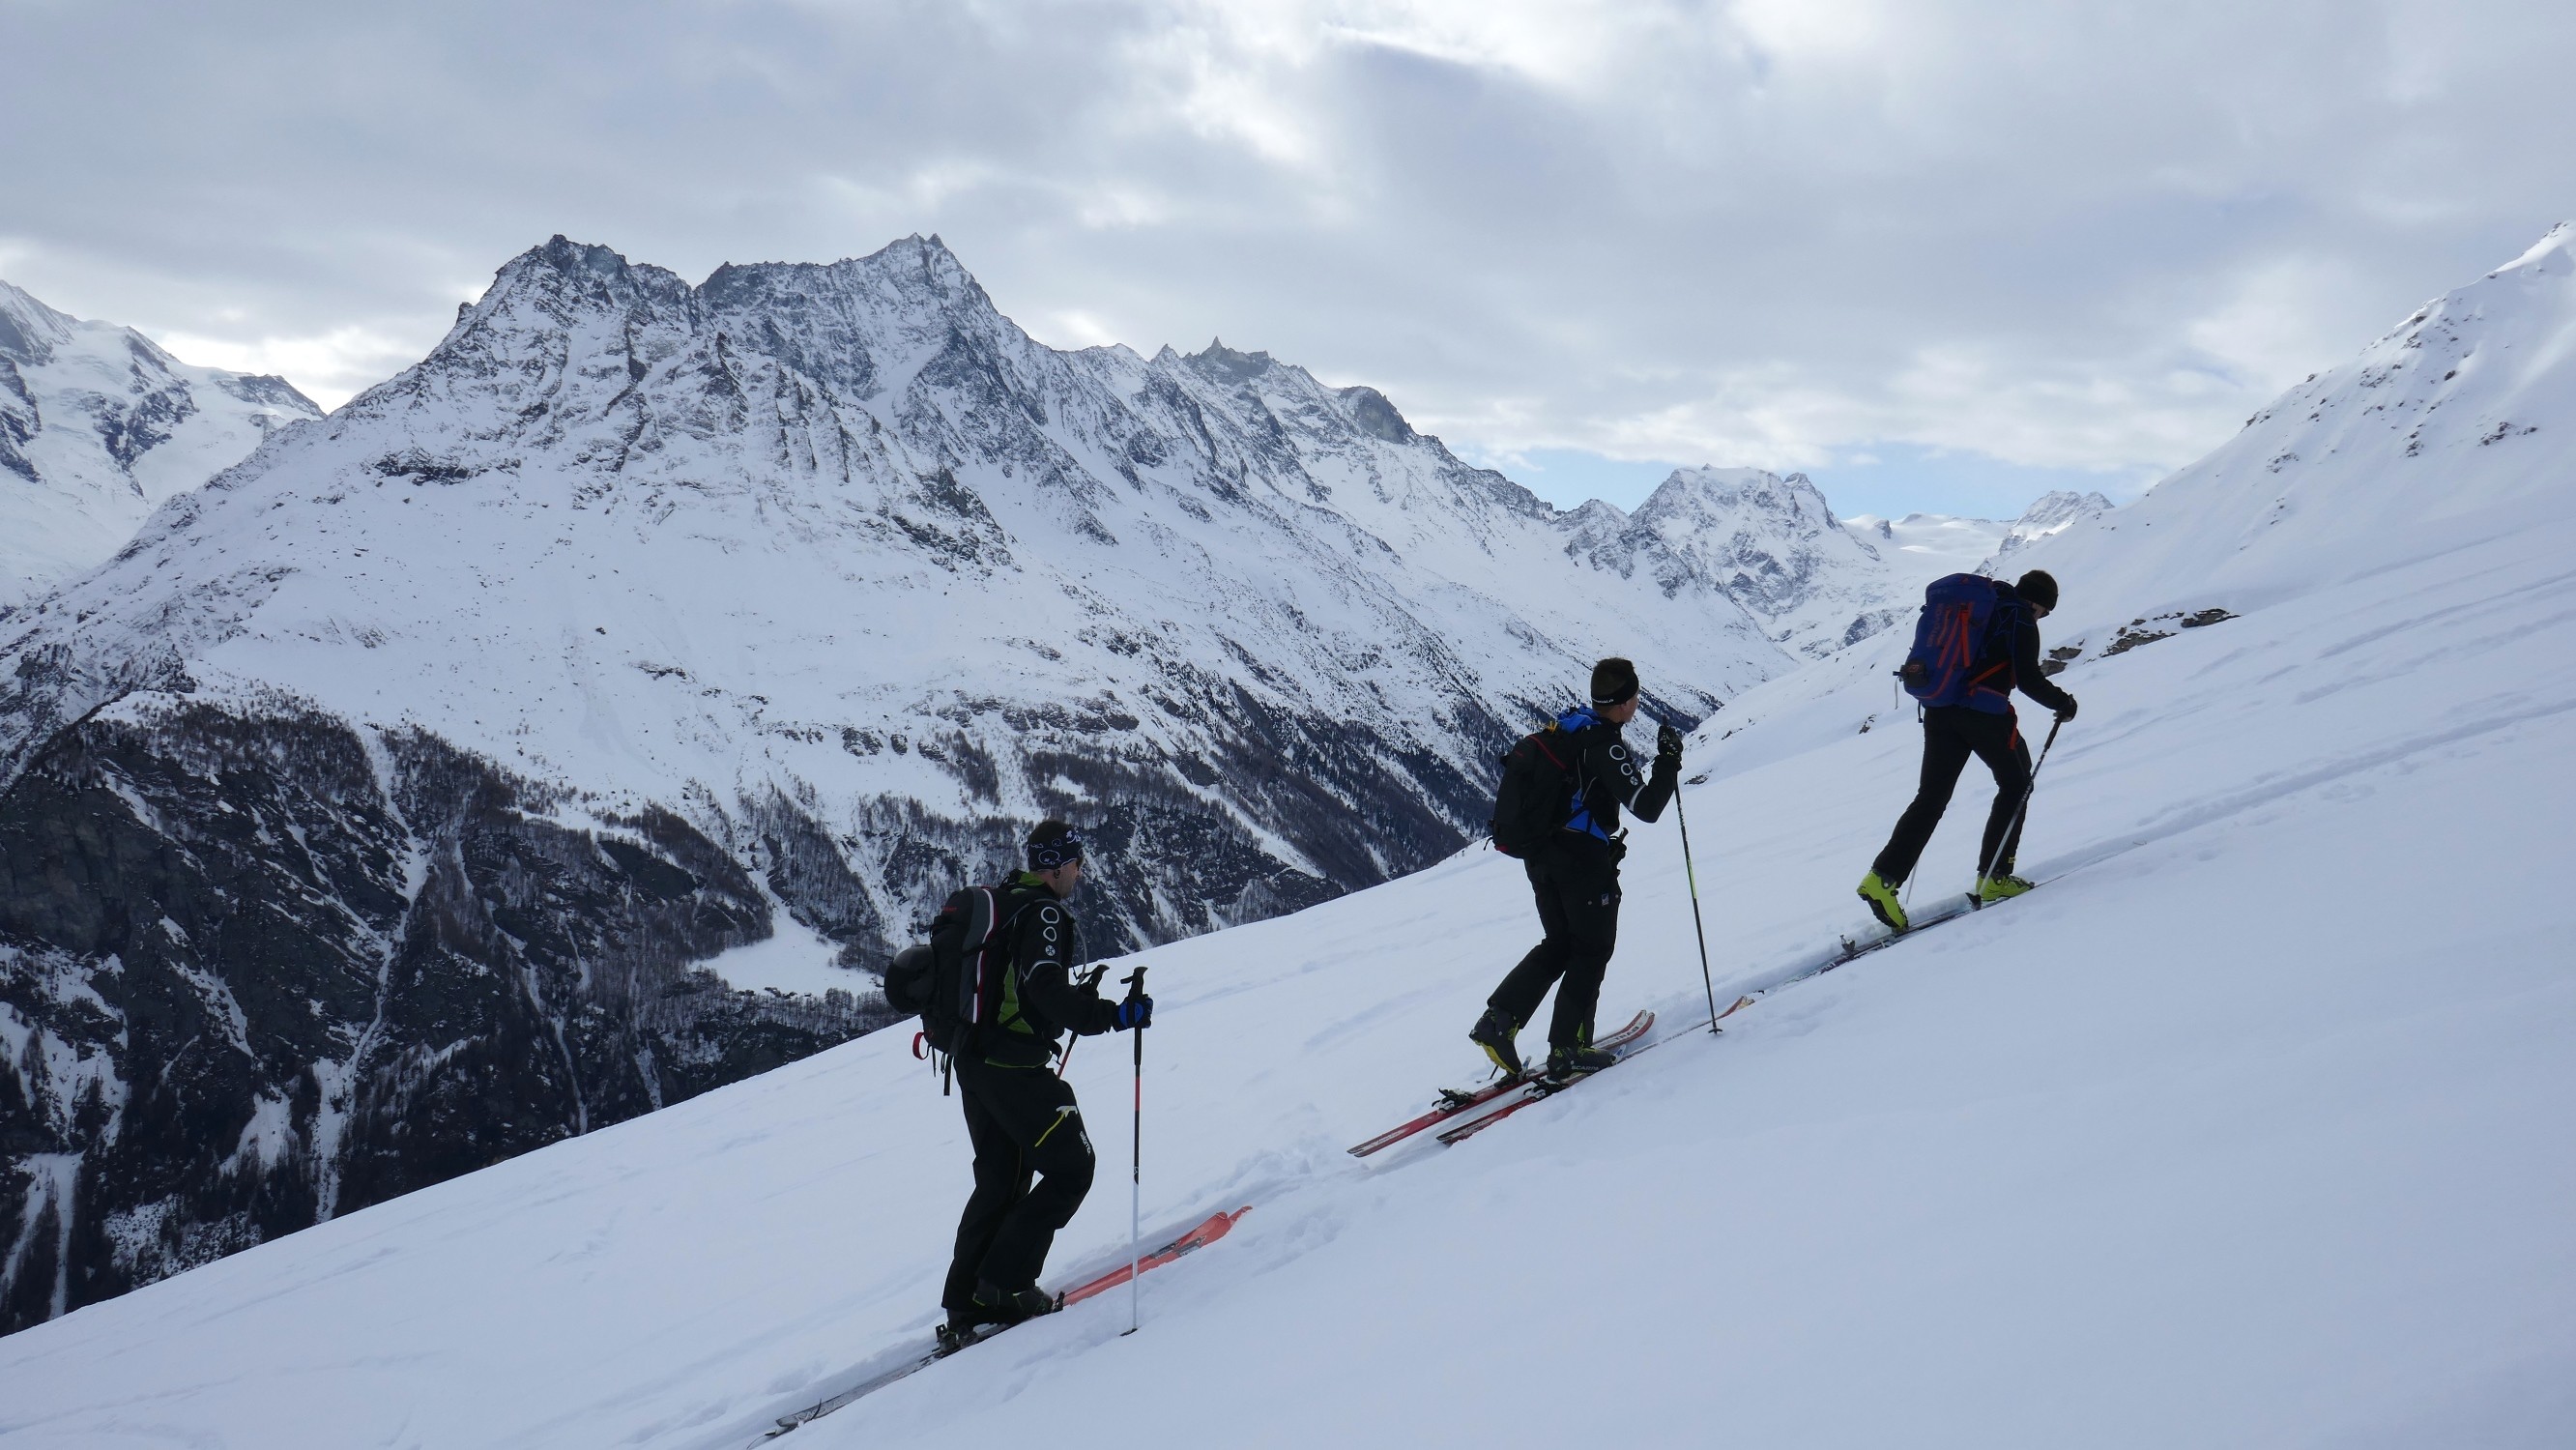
1857,569,2079,931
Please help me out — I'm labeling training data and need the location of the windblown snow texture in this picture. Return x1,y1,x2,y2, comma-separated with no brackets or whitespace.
0,280,321,609
0,235,1798,1331
2,228,2569,1450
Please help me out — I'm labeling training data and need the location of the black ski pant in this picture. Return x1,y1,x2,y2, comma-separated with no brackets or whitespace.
1870,705,2034,886
1488,837,1622,1051
942,1054,1096,1308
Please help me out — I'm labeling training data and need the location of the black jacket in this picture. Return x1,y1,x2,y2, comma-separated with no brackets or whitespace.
1988,582,2076,717
1558,707,1678,845
980,873,1119,1068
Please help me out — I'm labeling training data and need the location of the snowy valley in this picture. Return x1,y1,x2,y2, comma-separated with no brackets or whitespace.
1,220,2568,1446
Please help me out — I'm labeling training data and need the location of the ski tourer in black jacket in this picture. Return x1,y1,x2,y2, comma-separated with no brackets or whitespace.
1484,705,1679,1058
975,872,1121,1069
942,871,1122,1319
1961,581,2075,721
1867,578,2078,901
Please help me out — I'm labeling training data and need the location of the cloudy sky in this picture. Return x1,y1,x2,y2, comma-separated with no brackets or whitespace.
6,0,2571,517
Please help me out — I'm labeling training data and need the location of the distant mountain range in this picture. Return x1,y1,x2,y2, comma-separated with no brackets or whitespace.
0,280,320,608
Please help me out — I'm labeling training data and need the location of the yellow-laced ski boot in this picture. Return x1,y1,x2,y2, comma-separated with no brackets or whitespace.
1856,871,1910,932
1976,873,2037,904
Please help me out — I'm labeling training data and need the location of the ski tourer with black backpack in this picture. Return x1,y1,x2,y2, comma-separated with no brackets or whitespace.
881,884,1010,1091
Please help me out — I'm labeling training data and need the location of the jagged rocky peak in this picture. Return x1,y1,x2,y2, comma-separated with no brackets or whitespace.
0,278,77,363
1337,386,1414,443
1187,337,1277,384
0,276,321,609
1627,466,1887,622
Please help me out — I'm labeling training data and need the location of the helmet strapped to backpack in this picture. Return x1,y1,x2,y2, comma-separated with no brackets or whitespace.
1898,573,2021,710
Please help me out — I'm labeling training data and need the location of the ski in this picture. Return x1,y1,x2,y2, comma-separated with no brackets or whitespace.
1434,1015,1663,1146
1826,877,2049,972
1056,1204,1248,1306
762,1206,1250,1439
1346,1010,1654,1158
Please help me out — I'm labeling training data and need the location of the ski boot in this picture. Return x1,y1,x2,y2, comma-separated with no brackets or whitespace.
1468,1006,1526,1077
971,1281,1062,1326
1545,1041,1617,1082
936,1320,984,1355
1975,873,2036,904
1856,871,1910,932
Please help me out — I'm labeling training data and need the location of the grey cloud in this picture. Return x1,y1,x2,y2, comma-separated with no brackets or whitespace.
4,0,2571,488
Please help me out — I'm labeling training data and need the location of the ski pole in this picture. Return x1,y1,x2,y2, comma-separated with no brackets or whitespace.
1972,716,2064,907
1671,779,1722,1034
1121,965,1147,1336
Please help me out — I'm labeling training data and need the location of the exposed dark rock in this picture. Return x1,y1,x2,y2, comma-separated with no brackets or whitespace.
0,705,885,1334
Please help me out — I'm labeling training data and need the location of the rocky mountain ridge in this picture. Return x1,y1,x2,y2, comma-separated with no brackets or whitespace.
0,279,321,608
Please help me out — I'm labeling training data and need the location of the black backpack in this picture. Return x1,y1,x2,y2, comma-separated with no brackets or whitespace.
888,885,1011,1060
1489,723,1581,857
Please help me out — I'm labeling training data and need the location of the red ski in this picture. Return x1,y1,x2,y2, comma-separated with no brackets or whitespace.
763,1206,1250,1439
1058,1205,1249,1305
1346,1010,1654,1158
1435,1018,1664,1146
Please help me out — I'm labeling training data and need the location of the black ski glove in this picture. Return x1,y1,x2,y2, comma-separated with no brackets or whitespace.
1655,723,1685,767
2055,696,2079,723
1113,995,1154,1030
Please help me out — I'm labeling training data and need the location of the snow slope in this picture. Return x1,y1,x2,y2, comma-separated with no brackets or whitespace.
3,235,2571,1447
0,279,320,608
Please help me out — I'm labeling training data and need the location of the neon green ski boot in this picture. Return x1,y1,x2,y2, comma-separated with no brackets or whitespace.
1976,873,2037,904
1856,871,1909,932
1467,1006,1525,1077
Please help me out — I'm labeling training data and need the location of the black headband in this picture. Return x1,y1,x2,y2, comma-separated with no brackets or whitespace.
1028,826,1085,871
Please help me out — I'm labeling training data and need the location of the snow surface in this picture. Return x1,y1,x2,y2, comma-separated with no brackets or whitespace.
4,231,2574,1447
702,913,870,998
1840,509,2010,584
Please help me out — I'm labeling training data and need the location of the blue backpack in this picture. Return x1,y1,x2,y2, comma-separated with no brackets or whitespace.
1898,574,2020,709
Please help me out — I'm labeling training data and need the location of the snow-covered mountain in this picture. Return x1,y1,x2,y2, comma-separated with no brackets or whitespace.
1986,487,2113,563
0,280,320,608
1840,487,2115,593
4,231,2569,1448
2006,224,2573,652
1585,469,2117,660
1571,466,1909,657
0,236,1795,1331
